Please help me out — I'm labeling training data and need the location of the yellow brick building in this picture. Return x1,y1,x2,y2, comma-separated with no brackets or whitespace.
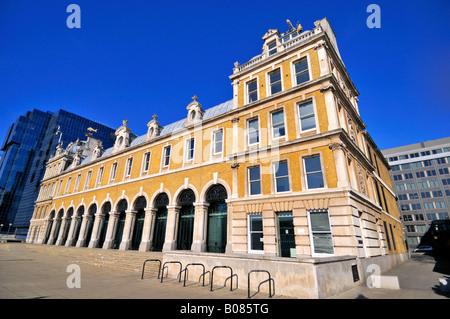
26,18,407,298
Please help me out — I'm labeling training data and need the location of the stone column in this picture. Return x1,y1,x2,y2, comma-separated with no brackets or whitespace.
88,212,103,248
119,209,136,250
139,208,156,252
65,215,79,247
329,142,350,188
55,217,68,246
225,200,233,253
320,85,339,131
75,214,90,247
47,217,61,245
191,202,209,252
162,205,180,252
102,210,119,249
314,40,330,76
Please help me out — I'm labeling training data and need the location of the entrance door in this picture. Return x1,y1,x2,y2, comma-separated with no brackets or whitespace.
113,212,126,249
131,210,145,250
177,205,194,250
277,212,296,257
206,201,227,253
152,207,167,251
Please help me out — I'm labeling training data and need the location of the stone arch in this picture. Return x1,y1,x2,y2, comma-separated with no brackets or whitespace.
150,188,172,208
131,192,149,210
200,179,231,203
172,184,199,206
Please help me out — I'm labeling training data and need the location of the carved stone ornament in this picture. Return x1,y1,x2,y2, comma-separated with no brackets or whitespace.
329,142,346,151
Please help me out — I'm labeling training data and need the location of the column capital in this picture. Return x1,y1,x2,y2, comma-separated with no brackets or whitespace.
329,141,346,151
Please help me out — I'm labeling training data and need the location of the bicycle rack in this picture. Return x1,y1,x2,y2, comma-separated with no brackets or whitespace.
182,263,210,287
141,259,162,279
247,270,275,298
160,261,183,283
210,265,238,292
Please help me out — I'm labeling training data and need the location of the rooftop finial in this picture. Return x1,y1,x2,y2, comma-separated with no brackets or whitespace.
123,119,128,126
152,114,158,121
192,95,198,102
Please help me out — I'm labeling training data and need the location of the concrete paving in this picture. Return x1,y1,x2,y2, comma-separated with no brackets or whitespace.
1,242,449,300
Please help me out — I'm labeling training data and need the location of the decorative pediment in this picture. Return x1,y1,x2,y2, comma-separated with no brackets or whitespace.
91,140,103,161
146,114,163,140
185,95,205,127
112,119,131,153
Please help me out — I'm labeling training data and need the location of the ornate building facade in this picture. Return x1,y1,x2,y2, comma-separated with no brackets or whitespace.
26,18,407,298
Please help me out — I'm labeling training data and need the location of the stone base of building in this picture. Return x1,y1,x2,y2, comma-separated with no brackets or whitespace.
162,251,409,298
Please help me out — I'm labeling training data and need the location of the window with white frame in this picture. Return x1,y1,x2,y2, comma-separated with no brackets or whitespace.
298,100,316,131
248,166,261,195
163,145,171,167
84,170,92,189
64,177,72,194
248,118,259,146
294,58,310,85
110,162,118,182
271,109,285,139
74,173,81,192
247,79,258,103
248,213,264,253
304,155,324,189
142,152,151,173
213,130,223,154
267,41,277,56
96,166,104,187
309,210,334,256
125,157,133,177
269,69,282,95
274,160,290,192
186,138,195,161
57,179,63,196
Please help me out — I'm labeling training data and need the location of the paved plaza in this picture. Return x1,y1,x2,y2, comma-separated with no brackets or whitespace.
0,242,449,300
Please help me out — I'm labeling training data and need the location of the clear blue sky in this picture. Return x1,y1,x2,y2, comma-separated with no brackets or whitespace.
0,0,448,151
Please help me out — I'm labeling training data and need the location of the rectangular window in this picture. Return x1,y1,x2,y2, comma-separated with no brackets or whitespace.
143,152,151,172
125,157,133,177
186,139,195,161
309,210,334,256
439,168,449,175
163,146,171,167
389,224,397,250
247,80,258,103
64,177,72,194
383,221,392,251
294,59,310,85
304,155,324,189
84,170,92,189
57,179,63,196
248,166,261,195
298,100,316,131
271,110,285,138
96,167,104,186
213,130,223,154
269,69,282,95
248,118,259,146
110,162,118,181
249,214,264,252
267,41,277,56
74,174,81,192
274,160,290,192
416,171,425,178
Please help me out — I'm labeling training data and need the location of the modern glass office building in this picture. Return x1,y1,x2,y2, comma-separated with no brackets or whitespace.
382,137,450,250
0,109,116,236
